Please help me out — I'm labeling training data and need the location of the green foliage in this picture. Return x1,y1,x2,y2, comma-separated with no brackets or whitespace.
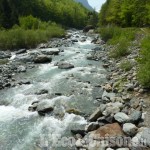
100,26,136,43
137,36,150,87
120,60,133,71
0,0,89,29
99,0,150,27
109,38,130,58
19,15,40,30
0,19,65,50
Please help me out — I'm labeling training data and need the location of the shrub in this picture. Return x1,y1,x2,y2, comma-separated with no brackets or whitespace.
109,38,130,58
120,60,133,71
0,17,65,50
19,15,40,30
137,36,150,88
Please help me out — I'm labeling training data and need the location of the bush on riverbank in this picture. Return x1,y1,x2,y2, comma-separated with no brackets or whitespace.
100,26,136,58
137,35,150,88
0,16,65,50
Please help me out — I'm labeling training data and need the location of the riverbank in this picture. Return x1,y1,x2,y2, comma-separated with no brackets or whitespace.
73,30,150,150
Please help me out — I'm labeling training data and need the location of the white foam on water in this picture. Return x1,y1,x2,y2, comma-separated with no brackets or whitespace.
12,113,87,150
0,106,37,122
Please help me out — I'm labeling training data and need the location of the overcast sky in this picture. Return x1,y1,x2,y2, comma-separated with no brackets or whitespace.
88,0,106,12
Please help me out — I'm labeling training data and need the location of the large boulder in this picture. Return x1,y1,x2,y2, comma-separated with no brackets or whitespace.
55,62,74,69
123,123,138,136
114,112,130,123
36,100,54,116
90,123,124,139
34,55,52,63
83,25,94,32
41,48,60,55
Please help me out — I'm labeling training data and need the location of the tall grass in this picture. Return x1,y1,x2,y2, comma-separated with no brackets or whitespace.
137,35,150,88
100,26,136,58
0,16,65,50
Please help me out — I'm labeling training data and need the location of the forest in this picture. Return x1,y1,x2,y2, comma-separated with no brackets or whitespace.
99,0,150,27
0,0,89,29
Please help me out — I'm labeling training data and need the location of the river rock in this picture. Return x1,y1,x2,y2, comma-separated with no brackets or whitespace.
15,49,26,54
114,112,130,123
83,25,94,32
85,122,100,132
17,65,26,72
56,62,74,69
0,51,11,59
116,148,129,150
129,110,142,123
75,139,87,149
140,128,150,146
102,102,123,116
36,100,54,116
90,123,124,139
41,48,60,55
34,55,52,63
89,105,105,122
123,123,138,136
35,89,49,95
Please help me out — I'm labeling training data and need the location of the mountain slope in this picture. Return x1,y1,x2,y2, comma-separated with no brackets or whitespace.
74,0,94,11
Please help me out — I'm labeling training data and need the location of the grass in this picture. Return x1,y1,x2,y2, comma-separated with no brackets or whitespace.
137,35,150,88
120,60,133,71
100,26,137,59
109,38,130,58
0,16,65,50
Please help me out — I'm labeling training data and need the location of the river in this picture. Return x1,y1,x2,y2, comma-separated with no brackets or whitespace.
0,30,107,150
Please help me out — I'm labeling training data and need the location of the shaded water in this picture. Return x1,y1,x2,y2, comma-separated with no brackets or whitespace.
0,31,107,150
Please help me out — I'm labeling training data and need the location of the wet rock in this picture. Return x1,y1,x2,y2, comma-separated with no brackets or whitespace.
71,39,78,42
15,49,26,54
17,65,26,72
71,124,86,137
41,48,60,55
37,100,54,116
66,108,81,115
103,64,109,68
89,105,105,122
35,89,49,95
34,55,52,63
85,122,100,132
123,123,138,136
90,123,124,139
19,80,31,85
56,62,74,69
0,51,11,59
129,110,142,123
114,112,130,123
83,25,94,32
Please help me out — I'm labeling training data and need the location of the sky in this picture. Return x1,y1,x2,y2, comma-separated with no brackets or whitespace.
88,0,106,12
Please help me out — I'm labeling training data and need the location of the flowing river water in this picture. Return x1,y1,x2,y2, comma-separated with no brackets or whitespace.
0,31,107,150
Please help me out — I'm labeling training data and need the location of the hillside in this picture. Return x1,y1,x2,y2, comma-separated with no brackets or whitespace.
0,0,89,29
74,0,94,11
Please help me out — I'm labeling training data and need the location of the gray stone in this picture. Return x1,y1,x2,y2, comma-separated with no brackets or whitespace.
89,107,103,122
56,62,74,69
129,110,142,123
123,123,138,136
37,100,54,116
41,48,60,55
34,55,52,63
17,65,26,72
85,122,100,132
114,112,129,123
35,89,48,95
